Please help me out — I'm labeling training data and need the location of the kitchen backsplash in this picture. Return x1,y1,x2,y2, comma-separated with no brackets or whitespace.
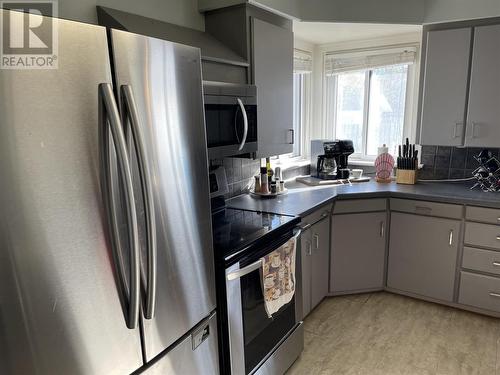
210,158,310,199
209,146,492,198
419,146,500,180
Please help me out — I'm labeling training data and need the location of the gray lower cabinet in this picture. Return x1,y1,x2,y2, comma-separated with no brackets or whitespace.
311,216,330,308
300,210,331,318
387,212,460,302
330,212,387,294
300,226,313,318
459,271,500,313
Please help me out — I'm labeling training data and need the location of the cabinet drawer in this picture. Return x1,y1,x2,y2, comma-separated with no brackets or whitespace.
459,271,500,313
303,204,332,226
465,222,500,250
462,247,500,275
390,198,462,219
466,206,500,225
333,199,386,214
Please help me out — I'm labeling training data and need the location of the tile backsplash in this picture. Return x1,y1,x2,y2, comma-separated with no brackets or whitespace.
419,146,500,180
210,158,310,199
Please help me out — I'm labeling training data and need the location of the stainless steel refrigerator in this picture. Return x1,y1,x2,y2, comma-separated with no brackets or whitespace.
0,10,218,375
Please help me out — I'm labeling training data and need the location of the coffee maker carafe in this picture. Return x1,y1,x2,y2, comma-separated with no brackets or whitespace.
316,154,337,180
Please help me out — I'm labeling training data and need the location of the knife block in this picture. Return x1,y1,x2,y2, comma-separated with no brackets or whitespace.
396,169,417,185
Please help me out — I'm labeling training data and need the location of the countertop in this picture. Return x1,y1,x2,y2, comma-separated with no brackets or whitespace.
227,179,500,217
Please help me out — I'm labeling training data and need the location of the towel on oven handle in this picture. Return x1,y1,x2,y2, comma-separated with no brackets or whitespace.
260,236,297,318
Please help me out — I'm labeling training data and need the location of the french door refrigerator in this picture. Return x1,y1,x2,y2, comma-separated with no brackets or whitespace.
0,10,218,375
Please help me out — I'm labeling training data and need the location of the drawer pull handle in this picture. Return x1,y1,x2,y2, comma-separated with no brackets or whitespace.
489,292,500,298
497,217,500,222
493,262,500,267
496,236,500,241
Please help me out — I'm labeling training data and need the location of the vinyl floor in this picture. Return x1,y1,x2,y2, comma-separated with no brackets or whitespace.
287,292,500,375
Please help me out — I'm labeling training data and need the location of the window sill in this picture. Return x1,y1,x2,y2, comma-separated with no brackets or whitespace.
348,159,375,167
274,158,310,171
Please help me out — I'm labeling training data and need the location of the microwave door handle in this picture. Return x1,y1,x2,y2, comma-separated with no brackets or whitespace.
99,83,141,329
120,84,157,320
236,98,248,151
227,259,262,281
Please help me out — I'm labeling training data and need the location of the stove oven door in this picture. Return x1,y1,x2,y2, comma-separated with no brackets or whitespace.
225,229,302,374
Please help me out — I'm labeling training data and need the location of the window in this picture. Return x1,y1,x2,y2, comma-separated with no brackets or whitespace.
292,72,306,157
324,47,416,160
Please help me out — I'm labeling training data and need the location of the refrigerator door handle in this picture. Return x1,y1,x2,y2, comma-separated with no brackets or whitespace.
98,83,141,329
120,84,157,319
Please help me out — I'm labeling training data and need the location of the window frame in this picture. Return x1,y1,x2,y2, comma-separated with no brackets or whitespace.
324,45,419,163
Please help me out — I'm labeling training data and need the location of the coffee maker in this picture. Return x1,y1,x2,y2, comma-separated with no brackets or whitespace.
311,140,354,180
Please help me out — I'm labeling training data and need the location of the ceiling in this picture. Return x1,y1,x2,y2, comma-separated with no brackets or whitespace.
293,22,423,45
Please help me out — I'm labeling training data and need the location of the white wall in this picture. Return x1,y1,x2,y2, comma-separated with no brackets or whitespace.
57,0,205,30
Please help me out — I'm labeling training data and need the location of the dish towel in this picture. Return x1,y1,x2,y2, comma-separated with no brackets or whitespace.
260,236,297,318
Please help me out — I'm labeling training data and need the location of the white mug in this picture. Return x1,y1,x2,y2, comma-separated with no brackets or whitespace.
351,169,363,179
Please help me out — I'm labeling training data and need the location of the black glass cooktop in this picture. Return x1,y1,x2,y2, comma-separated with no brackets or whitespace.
212,208,299,261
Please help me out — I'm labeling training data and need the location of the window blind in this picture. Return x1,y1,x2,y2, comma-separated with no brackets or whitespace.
324,47,416,76
294,49,313,74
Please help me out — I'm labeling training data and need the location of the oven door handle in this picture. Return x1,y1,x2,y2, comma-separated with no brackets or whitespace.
227,259,262,281
226,229,302,281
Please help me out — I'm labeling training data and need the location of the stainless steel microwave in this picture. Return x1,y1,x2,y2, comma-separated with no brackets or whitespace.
203,81,257,159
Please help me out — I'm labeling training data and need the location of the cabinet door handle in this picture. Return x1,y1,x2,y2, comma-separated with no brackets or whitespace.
288,128,294,144
306,241,312,256
313,234,319,250
489,292,500,298
380,221,385,238
493,262,500,267
496,236,500,241
448,230,453,246
453,122,462,138
470,122,478,139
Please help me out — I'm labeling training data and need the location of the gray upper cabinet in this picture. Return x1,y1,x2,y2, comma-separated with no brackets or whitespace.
419,28,472,146
465,24,500,147
387,212,460,302
252,18,294,157
331,212,387,294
